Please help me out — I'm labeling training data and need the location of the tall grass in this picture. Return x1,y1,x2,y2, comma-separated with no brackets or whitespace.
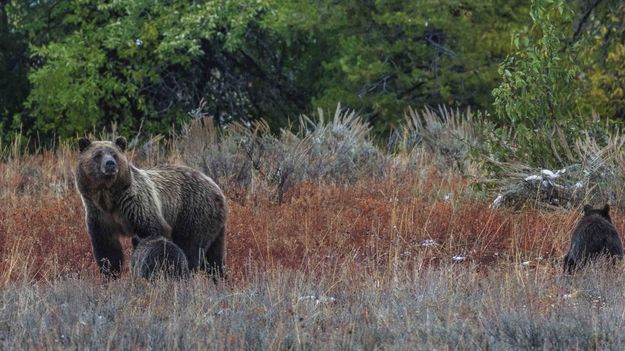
2,262,625,349
2,105,625,348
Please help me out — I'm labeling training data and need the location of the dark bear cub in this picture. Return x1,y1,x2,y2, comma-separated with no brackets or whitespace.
563,204,624,273
132,236,190,280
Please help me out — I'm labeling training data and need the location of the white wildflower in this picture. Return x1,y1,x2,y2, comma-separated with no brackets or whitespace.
491,194,504,208
541,169,557,179
524,175,542,182
421,239,436,247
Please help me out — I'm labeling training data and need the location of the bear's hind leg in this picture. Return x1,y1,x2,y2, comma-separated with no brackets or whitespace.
563,254,576,274
204,230,225,281
606,237,624,260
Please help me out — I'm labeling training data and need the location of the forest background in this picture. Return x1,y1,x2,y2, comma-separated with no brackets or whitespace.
1,0,624,170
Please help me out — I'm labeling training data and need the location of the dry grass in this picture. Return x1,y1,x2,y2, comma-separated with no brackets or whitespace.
0,146,580,281
2,259,625,349
1,134,624,349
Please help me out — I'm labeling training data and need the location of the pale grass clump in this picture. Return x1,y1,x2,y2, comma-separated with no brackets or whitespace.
293,106,383,182
2,260,625,349
396,106,485,176
490,132,625,210
177,105,388,203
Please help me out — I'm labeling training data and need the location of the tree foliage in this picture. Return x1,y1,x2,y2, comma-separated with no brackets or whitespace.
0,0,624,147
578,1,625,120
270,0,529,132
19,0,296,140
1,0,531,142
0,3,29,135
487,0,622,170
2,0,309,141
490,0,593,167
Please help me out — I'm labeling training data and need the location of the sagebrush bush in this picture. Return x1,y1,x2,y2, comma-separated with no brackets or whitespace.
398,105,485,175
490,132,625,210
292,106,387,182
178,105,387,202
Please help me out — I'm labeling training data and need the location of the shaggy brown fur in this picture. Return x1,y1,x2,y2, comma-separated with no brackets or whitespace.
76,137,227,279
563,204,624,273
131,236,190,280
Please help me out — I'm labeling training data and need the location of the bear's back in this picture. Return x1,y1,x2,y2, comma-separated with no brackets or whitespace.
137,165,226,233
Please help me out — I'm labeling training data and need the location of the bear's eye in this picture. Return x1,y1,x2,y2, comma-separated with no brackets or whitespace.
94,152,102,160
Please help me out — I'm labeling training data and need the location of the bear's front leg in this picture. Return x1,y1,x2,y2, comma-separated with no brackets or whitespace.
87,216,124,278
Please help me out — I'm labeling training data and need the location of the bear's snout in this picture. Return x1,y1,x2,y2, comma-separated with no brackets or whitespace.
101,155,118,176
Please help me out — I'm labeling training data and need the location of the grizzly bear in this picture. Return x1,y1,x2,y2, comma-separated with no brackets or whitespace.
131,236,190,280
563,204,624,273
76,137,226,279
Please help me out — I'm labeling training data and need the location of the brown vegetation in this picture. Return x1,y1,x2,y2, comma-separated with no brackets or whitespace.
1,117,624,348
0,146,583,285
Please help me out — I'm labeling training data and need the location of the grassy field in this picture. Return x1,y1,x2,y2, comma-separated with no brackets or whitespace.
1,114,625,349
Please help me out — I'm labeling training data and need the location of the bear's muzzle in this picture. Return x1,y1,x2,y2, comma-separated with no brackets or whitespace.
101,156,118,176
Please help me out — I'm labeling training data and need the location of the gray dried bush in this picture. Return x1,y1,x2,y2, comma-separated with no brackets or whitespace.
397,106,486,175
490,132,625,210
177,105,386,202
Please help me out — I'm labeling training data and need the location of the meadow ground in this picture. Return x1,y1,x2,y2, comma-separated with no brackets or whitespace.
2,129,625,350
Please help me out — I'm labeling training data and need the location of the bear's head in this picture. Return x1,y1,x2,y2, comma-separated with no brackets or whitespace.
77,137,129,189
583,204,612,223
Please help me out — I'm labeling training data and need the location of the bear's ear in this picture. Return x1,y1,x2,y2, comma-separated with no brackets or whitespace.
78,137,91,152
583,204,593,215
602,204,610,215
115,136,127,151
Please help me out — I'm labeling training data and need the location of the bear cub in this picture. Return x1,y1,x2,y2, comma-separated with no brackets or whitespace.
563,204,624,273
132,236,190,280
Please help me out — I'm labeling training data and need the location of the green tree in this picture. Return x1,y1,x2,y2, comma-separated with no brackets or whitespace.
269,0,529,133
490,0,596,168
17,0,310,141
573,1,625,120
0,2,30,140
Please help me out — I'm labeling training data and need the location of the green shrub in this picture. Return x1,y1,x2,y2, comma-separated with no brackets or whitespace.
490,0,599,169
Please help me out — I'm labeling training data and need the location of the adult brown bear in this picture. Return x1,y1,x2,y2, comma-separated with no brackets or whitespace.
563,204,624,273
76,137,226,279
